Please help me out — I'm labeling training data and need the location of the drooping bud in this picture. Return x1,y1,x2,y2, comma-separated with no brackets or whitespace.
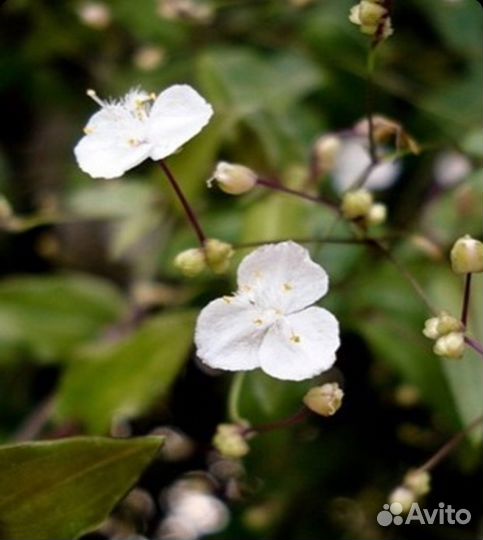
205,238,234,274
174,248,206,277
212,423,249,459
433,331,465,359
341,189,373,220
450,235,483,274
303,382,344,417
388,487,415,514
403,470,431,497
210,162,257,195
313,135,341,175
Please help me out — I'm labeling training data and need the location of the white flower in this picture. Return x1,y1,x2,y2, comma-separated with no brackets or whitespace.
433,151,471,188
195,241,340,381
74,85,213,179
332,137,400,193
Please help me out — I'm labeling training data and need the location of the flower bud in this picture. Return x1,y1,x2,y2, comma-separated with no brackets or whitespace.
436,312,463,335
357,1,387,26
450,235,483,274
0,195,13,222
205,238,234,274
366,202,387,226
388,486,415,514
433,332,465,359
341,189,373,220
349,0,393,40
422,316,440,340
174,248,206,277
212,424,249,459
77,2,112,29
403,470,431,497
313,135,341,174
303,382,344,417
210,162,257,195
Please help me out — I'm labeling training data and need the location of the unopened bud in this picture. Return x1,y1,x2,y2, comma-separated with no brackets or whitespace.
303,382,344,417
436,312,463,335
313,135,341,174
174,248,206,277
388,487,415,514
450,235,483,274
133,46,166,71
77,2,112,29
0,195,13,222
366,202,387,226
210,162,257,195
213,423,249,459
349,0,392,40
205,238,234,274
422,316,440,340
403,470,431,497
341,189,373,220
433,332,465,359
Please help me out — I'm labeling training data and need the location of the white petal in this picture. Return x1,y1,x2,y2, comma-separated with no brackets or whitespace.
195,296,265,371
237,241,328,313
147,84,213,160
74,106,151,179
332,138,400,193
259,307,340,381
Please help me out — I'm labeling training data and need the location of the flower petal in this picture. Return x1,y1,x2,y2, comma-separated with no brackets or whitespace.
147,85,213,161
74,106,151,179
237,241,329,313
259,307,340,381
195,296,265,371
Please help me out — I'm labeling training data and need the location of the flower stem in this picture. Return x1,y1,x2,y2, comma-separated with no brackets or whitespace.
158,160,207,246
416,414,483,474
460,273,472,328
465,336,483,357
228,372,245,424
366,47,378,164
256,178,338,211
244,407,309,436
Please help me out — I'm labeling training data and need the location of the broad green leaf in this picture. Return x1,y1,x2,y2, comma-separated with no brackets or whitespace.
0,275,127,363
197,47,323,166
429,271,483,443
351,262,460,431
57,310,196,433
66,181,159,221
0,436,162,540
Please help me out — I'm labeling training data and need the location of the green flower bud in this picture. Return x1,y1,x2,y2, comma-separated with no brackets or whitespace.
303,382,344,417
210,161,257,195
433,331,465,359
213,423,249,459
341,189,373,220
450,235,483,274
205,238,234,274
174,248,206,277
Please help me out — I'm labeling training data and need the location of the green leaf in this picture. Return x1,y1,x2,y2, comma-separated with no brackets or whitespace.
429,271,483,443
0,275,127,363
56,310,197,433
0,436,162,540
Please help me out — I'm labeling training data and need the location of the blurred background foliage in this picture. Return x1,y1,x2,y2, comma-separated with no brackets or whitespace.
0,0,482,539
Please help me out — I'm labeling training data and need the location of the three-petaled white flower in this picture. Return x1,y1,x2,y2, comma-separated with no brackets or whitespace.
195,242,340,381
74,84,213,179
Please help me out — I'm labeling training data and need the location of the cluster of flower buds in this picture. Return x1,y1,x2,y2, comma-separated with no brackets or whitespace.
450,235,483,275
349,0,393,41
340,188,387,227
423,311,464,359
174,238,234,277
389,470,431,513
212,423,250,459
209,162,257,195
303,382,344,417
